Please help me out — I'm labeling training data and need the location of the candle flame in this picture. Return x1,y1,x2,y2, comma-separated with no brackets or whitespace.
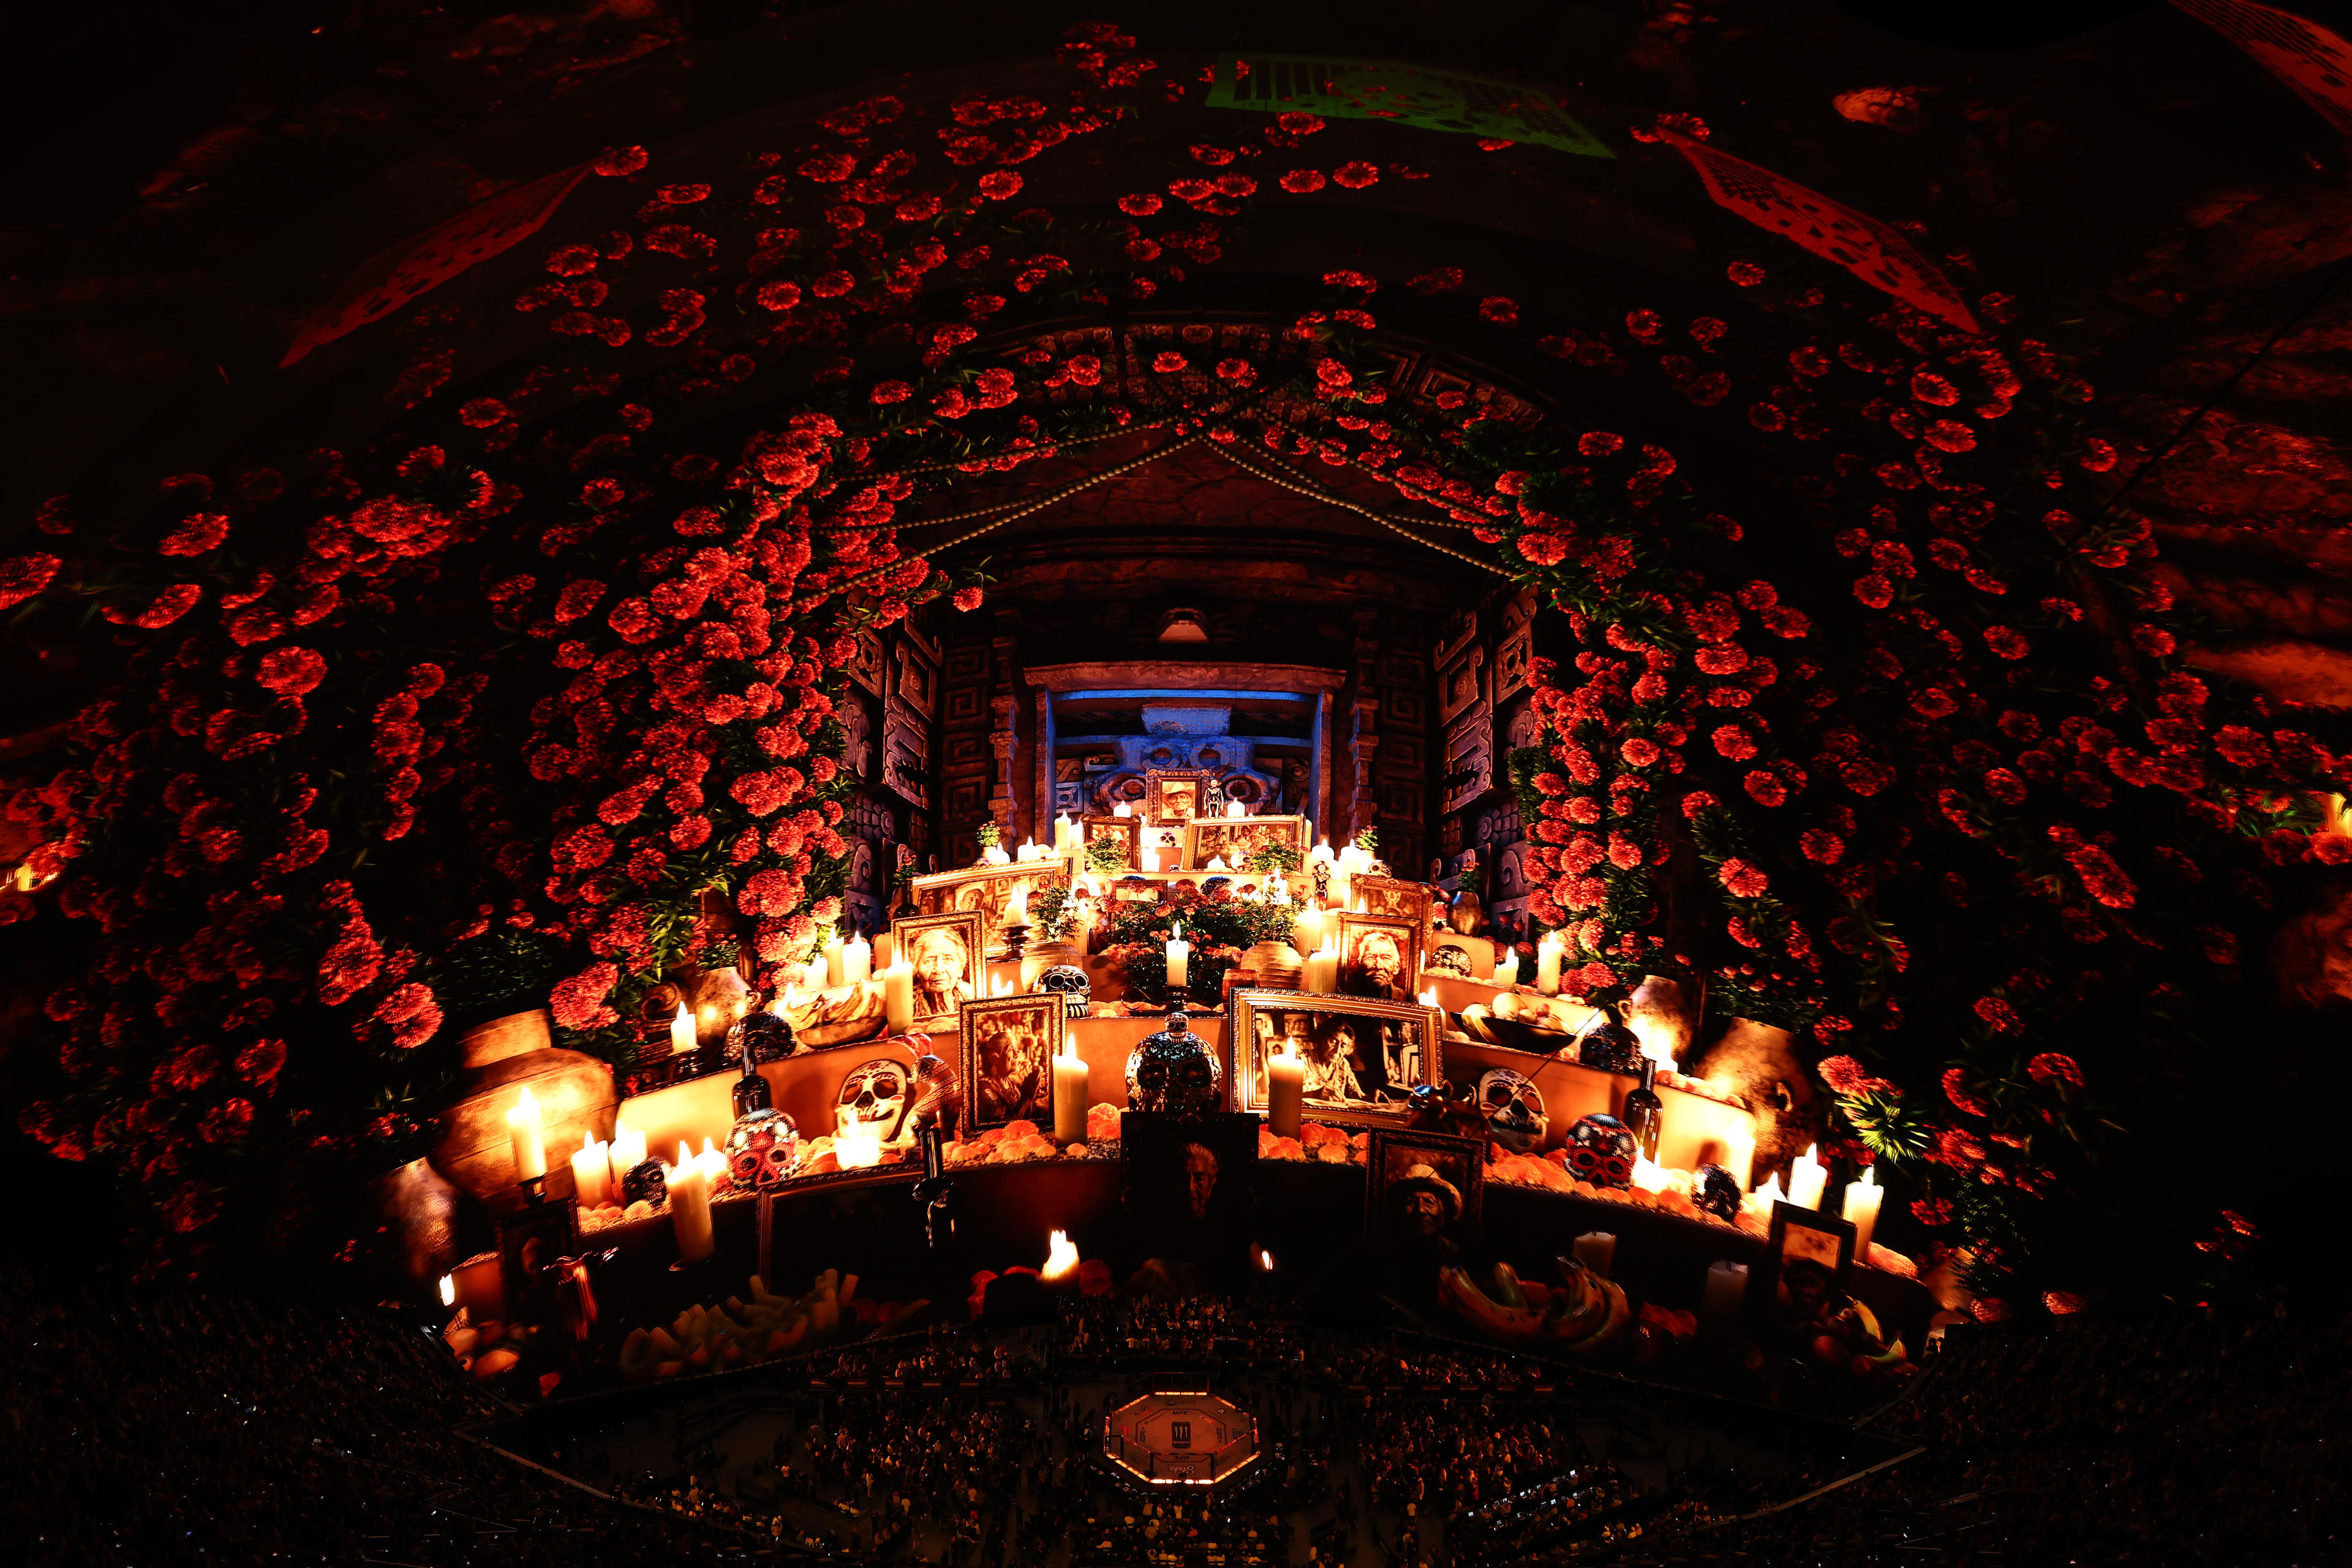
439,1273,456,1308
1418,987,1438,1007
1225,799,1245,818
1041,1229,1080,1281
836,1125,883,1169
1114,801,1131,817
507,1087,538,1125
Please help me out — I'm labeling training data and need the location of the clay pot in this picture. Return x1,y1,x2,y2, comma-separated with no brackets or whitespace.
1022,938,1086,989
1447,886,1485,937
1240,940,1305,992
428,1010,617,1201
1623,973,1695,1062
370,1156,464,1296
1691,1015,1820,1178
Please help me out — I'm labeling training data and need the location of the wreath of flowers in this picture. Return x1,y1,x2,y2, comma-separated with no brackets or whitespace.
3,25,2346,1301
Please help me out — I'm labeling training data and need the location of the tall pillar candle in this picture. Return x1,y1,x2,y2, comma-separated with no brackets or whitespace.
505,1087,547,1183
1266,1041,1306,1139
1789,1144,1828,1211
840,932,872,987
1052,1041,1089,1144
668,1003,696,1056
607,1118,646,1189
1702,1260,1749,1329
882,958,916,1033
823,933,847,989
666,1142,715,1263
1572,1231,1616,1279
1164,926,1189,991
1303,939,1340,995
1842,1165,1883,1257
1292,904,1325,959
1535,935,1564,996
1493,951,1520,987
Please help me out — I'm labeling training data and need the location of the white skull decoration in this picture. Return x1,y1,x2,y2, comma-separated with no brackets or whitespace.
1477,1066,1548,1155
837,1058,910,1140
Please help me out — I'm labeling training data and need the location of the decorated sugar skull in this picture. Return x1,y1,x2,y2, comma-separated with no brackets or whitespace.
1038,965,1092,1019
1126,1019,1222,1114
836,1057,910,1140
1576,1020,1646,1076
1563,1113,1638,1189
724,1108,801,1191
1477,1066,1548,1155
1427,943,1474,978
1691,1163,1743,1223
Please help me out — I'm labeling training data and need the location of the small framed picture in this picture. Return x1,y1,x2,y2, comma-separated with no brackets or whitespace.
1351,875,1435,930
1082,813,1144,872
1763,1200,1856,1315
1365,1128,1483,1249
496,1196,579,1325
1230,989,1443,1122
891,910,985,1031
1332,910,1425,1005
959,992,1066,1136
914,863,1072,957
1142,820,1188,873
1183,813,1310,873
1145,769,1214,823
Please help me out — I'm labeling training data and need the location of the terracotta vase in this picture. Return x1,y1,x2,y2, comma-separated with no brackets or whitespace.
1691,1014,1820,1179
1240,940,1305,992
371,1156,464,1297
1623,973,1695,1062
428,1009,617,1202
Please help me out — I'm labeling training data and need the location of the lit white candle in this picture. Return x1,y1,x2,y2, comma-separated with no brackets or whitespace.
608,1117,646,1189
1535,934,1564,996
1114,801,1132,818
570,1137,611,1207
1165,924,1189,990
1573,1231,1616,1278
1008,884,1030,924
984,840,1011,865
1789,1144,1828,1211
1041,1229,1080,1287
1702,1259,1749,1328
1055,813,1076,851
439,1273,456,1308
802,952,829,992
1225,799,1245,819
505,1087,546,1183
1294,904,1326,957
1493,951,1521,987
1842,1165,1883,1257
1327,872,1352,910
665,1141,715,1262
835,1124,883,1169
1267,1039,1306,1139
882,957,915,1032
823,932,847,988
668,1002,696,1055
1303,937,1339,994
1207,856,1229,873
840,930,872,987
1052,1040,1089,1143
1725,1123,1757,1190
1743,1171,1785,1218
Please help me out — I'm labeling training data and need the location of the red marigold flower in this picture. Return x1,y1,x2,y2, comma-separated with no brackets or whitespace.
978,170,1023,200
159,512,230,556
1923,419,1977,453
1910,371,1960,406
256,646,328,698
101,582,203,627
1578,431,1623,457
1943,1068,1991,1116
2130,624,2177,658
0,552,64,611
1973,996,2022,1034
1911,1196,1953,1226
953,586,984,611
1983,626,2030,660
1478,296,1518,326
872,380,914,405
1680,791,1719,818
1215,358,1256,382
756,281,804,311
1517,533,1569,567
1727,260,1766,287
1744,771,1787,807
1800,829,1845,863
1117,193,1163,216
550,961,622,1030
1712,725,1758,761
458,396,510,428
1280,168,1327,193
374,982,442,1049
594,145,649,177
1718,857,1769,897
1279,111,1325,135
1619,736,1660,767
1819,1055,1893,1095
234,1038,287,1087
1152,351,1188,373
2026,1052,2083,1089
1331,160,1380,189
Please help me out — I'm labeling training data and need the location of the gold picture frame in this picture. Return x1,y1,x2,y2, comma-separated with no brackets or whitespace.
913,863,1072,957
1080,813,1144,872
959,992,1066,1136
1229,989,1443,1125
1351,875,1436,929
1144,769,1214,823
1182,813,1310,873
890,910,984,1032
1331,911,1425,1006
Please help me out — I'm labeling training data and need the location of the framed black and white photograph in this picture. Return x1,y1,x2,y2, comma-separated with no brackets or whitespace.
1763,1200,1857,1316
1230,989,1442,1121
1365,1128,1483,1250
1332,910,1425,1006
914,862,1072,957
959,992,1065,1136
891,910,984,1031
1184,813,1310,872
1145,769,1214,823
1120,1111,1260,1274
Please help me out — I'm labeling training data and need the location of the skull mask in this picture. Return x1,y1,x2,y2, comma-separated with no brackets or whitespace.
1125,1021,1222,1114
1477,1066,1548,1155
837,1058,910,1140
1038,965,1092,1019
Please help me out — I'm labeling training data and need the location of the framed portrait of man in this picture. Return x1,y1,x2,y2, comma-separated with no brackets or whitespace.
1145,769,1213,824
1081,813,1143,872
1183,813,1310,873
891,910,984,1031
1763,1200,1856,1321
1332,911,1424,1006
958,992,1065,1136
913,863,1072,957
1365,1128,1483,1250
1121,1111,1259,1273
1229,989,1442,1123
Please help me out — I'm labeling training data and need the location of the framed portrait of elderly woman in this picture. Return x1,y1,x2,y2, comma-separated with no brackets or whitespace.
914,862,1071,958
1229,989,1442,1125
1081,813,1143,872
1332,911,1425,1006
1183,813,1309,873
891,910,984,1032
1144,769,1213,824
958,992,1065,1136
